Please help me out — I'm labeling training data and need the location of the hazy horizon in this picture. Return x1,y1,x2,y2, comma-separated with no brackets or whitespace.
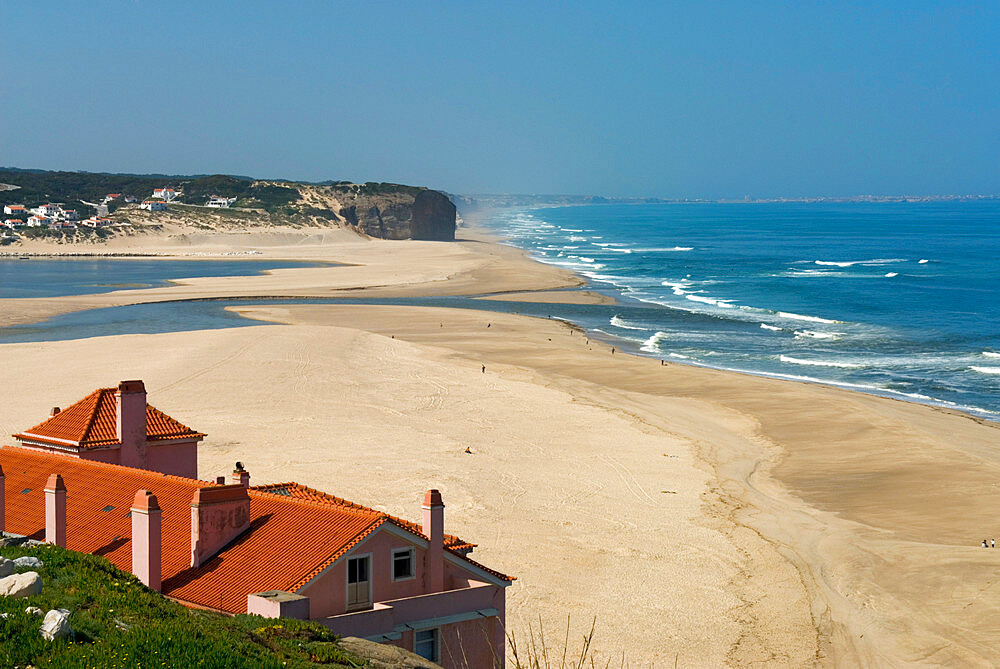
3,2,998,199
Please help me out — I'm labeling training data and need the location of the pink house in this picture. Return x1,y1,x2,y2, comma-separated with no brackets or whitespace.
1,381,512,668
13,381,204,479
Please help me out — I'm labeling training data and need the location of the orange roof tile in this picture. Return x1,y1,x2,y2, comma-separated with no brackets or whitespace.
0,447,510,614
251,482,476,552
13,388,205,450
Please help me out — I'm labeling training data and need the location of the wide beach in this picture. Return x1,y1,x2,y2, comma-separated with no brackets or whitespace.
2,222,999,666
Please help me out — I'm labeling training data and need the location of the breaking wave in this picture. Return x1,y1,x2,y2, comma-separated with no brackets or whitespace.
610,315,646,330
640,331,670,353
780,355,863,369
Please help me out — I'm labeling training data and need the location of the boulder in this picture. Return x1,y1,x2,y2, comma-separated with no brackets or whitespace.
25,606,43,616
0,557,13,578
40,608,72,641
338,636,443,669
13,556,44,569
0,571,42,597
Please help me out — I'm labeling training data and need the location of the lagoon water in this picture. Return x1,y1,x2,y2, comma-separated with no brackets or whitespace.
0,258,318,299
488,201,1000,419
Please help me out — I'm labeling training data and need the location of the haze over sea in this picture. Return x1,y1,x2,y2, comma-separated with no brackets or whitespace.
488,201,1000,419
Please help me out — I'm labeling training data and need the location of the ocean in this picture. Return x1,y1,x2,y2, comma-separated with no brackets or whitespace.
486,201,1000,419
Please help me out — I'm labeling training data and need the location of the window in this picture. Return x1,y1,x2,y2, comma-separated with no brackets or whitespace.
346,555,371,609
392,548,414,581
415,628,439,662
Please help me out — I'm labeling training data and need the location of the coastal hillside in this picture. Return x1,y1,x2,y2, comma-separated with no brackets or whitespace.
0,542,381,668
0,169,456,244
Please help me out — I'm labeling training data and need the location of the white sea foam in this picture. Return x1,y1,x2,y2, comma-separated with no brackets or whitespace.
578,257,596,263
760,324,783,331
780,355,862,369
560,228,583,232
793,330,844,340
884,272,898,277
918,259,929,264
970,366,1000,375
668,353,691,359
631,246,693,252
569,236,588,242
685,293,735,308
777,311,840,324
814,258,907,267
610,315,646,330
640,331,670,353
982,352,1000,358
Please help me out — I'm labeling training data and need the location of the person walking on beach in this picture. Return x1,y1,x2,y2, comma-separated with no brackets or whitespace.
611,346,615,355
992,539,996,549
983,539,989,548
482,364,486,373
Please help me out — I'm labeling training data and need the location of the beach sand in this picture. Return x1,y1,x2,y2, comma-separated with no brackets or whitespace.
2,226,999,666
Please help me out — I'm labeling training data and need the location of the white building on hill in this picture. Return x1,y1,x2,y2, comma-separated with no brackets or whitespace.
140,200,168,211
206,196,237,208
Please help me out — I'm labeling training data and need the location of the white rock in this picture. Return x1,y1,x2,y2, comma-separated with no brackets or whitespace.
0,557,12,578
0,571,42,597
40,608,72,641
25,606,43,616
13,557,43,569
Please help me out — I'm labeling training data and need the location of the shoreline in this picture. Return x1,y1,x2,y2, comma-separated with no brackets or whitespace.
1,220,999,663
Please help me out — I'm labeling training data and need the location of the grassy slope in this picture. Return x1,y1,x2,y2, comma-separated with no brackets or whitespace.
0,544,365,668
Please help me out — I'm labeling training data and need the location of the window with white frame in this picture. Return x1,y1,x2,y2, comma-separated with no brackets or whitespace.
415,627,439,662
392,547,415,581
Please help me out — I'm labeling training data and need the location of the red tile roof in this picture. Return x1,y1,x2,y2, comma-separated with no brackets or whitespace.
0,447,510,614
251,482,476,552
13,388,205,450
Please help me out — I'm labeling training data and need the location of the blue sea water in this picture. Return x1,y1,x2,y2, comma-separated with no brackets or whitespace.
486,201,1000,419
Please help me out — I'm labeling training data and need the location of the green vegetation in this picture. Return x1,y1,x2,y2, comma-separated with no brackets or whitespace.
175,175,301,210
0,544,365,668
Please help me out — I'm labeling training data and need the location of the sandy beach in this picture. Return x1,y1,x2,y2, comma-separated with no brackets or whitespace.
2,225,1000,666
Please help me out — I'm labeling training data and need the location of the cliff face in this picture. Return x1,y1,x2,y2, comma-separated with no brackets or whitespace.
333,187,456,241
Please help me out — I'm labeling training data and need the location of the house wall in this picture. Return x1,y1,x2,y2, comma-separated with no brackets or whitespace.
301,528,430,619
146,441,199,479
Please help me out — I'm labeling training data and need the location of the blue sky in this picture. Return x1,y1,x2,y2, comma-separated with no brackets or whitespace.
2,2,998,198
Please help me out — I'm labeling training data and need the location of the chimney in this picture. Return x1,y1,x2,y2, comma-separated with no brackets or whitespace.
131,490,162,591
421,489,445,592
50,407,60,417
0,464,5,535
116,380,148,469
190,484,251,568
45,474,66,547
232,462,250,488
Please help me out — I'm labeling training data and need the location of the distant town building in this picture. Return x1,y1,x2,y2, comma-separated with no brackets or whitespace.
33,204,62,218
124,195,138,203
26,215,50,227
140,200,168,211
3,204,26,216
3,219,23,227
151,188,178,201
62,209,79,221
82,216,116,227
205,196,237,208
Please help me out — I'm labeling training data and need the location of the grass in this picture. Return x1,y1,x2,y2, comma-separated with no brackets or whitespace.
0,543,365,668
506,617,628,669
